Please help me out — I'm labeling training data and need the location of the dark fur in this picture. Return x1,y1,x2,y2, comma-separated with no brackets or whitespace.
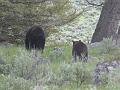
25,26,45,53
72,40,88,62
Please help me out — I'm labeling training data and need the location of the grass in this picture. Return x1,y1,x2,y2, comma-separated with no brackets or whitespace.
0,42,120,90
0,45,18,64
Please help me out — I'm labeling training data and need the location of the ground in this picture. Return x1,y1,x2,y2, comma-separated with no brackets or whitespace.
0,38,120,90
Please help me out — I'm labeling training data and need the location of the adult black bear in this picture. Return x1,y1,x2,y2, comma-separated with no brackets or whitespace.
25,26,45,53
72,40,88,62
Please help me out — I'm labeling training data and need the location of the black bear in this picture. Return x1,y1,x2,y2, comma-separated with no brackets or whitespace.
72,40,88,62
25,26,45,53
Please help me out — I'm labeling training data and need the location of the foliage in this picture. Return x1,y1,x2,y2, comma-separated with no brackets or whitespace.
0,74,33,90
106,68,120,90
48,7,101,44
10,48,51,83
0,0,84,44
49,47,64,61
100,37,118,54
0,40,120,90
60,62,91,87
0,64,12,75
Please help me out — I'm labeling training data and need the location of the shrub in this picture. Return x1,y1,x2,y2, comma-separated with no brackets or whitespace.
100,38,118,54
49,47,64,61
0,64,12,75
11,48,51,83
0,74,33,90
60,62,90,87
0,57,5,65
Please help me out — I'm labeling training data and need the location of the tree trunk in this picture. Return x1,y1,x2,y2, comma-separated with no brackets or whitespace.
91,0,120,43
118,26,120,34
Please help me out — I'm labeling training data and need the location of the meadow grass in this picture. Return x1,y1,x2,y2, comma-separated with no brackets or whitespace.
0,43,120,90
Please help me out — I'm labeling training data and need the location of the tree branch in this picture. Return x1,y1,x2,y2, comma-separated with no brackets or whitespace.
86,0,104,7
55,8,88,26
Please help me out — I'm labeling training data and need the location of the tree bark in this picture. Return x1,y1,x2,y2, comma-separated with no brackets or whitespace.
118,26,120,34
91,0,120,43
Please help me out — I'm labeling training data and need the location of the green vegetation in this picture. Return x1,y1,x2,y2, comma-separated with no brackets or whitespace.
0,0,120,89
0,38,120,90
0,0,85,44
